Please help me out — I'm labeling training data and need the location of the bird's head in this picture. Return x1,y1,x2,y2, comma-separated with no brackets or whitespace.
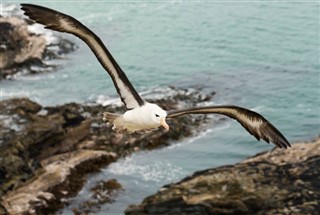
148,103,169,131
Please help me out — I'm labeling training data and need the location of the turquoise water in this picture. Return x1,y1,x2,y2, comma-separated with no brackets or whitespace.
2,1,320,214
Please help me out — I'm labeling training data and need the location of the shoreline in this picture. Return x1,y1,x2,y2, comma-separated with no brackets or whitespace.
126,137,320,215
0,88,215,214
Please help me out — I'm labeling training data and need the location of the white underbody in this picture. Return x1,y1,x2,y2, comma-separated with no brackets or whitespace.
103,103,167,133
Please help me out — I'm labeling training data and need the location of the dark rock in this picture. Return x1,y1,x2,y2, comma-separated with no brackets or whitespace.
125,138,320,215
0,203,7,215
0,97,42,115
72,179,123,214
0,87,214,214
2,150,117,215
0,16,76,80
0,17,46,78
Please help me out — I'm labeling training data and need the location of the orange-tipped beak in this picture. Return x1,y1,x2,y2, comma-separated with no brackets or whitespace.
160,118,169,131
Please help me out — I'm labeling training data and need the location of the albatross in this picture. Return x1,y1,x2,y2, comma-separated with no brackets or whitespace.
21,4,291,149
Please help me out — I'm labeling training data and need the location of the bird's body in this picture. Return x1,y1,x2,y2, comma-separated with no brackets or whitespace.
104,103,168,133
21,4,291,149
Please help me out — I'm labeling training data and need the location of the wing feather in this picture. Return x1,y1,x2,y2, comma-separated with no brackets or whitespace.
21,4,144,110
167,105,290,148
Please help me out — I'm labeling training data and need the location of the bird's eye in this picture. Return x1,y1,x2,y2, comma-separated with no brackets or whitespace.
155,114,160,117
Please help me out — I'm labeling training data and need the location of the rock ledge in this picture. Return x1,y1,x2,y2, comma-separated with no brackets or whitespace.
126,138,320,215
0,87,213,214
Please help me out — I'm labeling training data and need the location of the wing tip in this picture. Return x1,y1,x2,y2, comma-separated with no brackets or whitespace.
20,4,43,20
20,4,30,14
276,133,291,149
253,127,291,149
272,137,291,149
281,139,291,149
21,3,38,13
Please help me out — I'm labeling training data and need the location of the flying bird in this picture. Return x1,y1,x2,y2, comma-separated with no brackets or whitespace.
21,4,291,149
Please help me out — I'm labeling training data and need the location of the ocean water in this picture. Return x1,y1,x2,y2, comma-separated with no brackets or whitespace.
1,1,319,214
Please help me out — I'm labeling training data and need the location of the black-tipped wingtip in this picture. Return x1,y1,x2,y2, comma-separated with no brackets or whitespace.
277,138,291,149
21,4,34,17
281,135,291,149
283,140,291,149
20,3,32,11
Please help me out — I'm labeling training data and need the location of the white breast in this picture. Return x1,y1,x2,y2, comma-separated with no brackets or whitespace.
123,103,160,132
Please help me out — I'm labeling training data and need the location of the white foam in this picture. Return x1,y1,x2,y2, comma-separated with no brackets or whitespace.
27,24,58,45
94,87,171,107
0,4,20,17
0,114,25,132
1,89,32,98
96,95,122,107
106,155,186,185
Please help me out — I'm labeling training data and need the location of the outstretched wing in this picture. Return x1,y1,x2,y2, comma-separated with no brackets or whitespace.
21,4,144,110
167,105,290,149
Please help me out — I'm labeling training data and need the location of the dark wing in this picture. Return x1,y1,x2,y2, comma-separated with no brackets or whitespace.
167,105,290,149
21,4,144,110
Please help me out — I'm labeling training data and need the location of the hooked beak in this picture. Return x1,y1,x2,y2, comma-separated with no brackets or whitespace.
160,117,169,131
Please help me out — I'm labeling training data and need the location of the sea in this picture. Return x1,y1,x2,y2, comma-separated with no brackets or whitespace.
1,1,319,214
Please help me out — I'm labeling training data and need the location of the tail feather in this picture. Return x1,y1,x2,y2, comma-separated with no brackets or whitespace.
103,112,127,133
103,112,120,123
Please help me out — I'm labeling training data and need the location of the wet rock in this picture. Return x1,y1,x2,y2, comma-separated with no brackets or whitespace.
125,138,320,215
0,97,42,114
2,150,117,215
0,87,214,214
73,179,123,214
0,16,76,80
0,17,46,76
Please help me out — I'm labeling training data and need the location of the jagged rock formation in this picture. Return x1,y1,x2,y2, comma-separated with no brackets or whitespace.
0,17,46,72
0,88,213,214
126,138,320,215
0,16,76,80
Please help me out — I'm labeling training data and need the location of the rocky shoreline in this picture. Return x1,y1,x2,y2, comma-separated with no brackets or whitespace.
0,15,76,80
125,138,320,215
2,95,318,215
0,88,214,214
